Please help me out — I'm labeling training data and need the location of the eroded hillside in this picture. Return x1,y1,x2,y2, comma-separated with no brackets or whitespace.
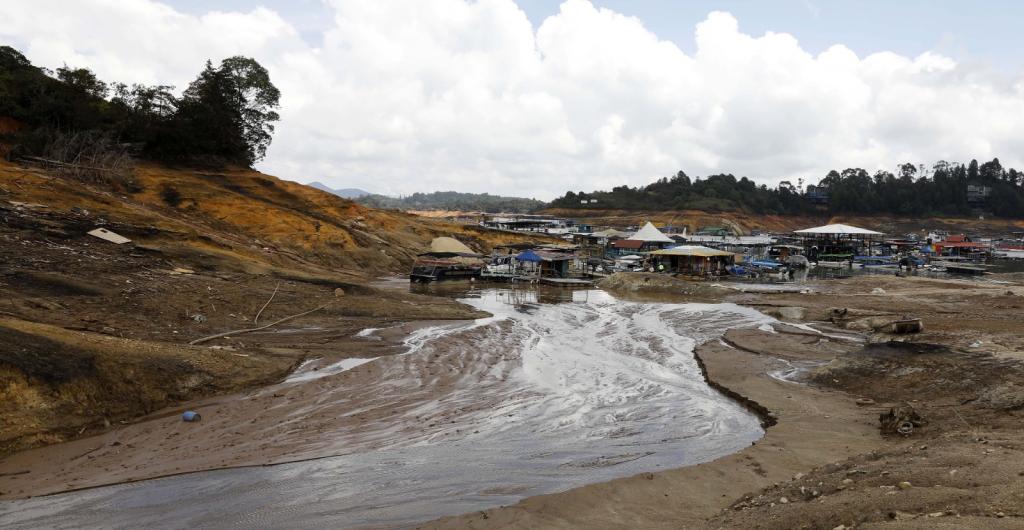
0,159,549,456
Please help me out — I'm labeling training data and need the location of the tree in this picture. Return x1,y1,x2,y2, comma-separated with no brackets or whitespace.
176,57,280,165
56,66,108,98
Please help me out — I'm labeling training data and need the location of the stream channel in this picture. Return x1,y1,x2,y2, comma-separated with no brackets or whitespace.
2,286,771,529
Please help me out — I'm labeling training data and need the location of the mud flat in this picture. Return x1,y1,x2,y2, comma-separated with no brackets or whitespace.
425,273,1024,529
3,274,1024,528
0,288,776,528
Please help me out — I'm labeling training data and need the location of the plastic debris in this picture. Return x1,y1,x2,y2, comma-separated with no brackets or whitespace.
87,228,131,245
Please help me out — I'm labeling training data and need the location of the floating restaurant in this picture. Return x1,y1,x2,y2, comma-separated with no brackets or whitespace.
649,245,736,276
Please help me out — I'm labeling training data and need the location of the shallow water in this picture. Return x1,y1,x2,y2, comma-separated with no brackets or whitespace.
1,287,768,529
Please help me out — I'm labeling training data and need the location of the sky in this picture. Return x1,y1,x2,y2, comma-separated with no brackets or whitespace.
3,0,1024,199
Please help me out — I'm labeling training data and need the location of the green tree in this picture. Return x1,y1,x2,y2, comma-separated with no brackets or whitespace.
55,66,108,98
176,57,280,165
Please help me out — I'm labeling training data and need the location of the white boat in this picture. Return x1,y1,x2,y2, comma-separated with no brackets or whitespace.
994,249,1024,260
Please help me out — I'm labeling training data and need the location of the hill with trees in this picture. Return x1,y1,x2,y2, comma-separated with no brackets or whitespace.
0,45,279,171
356,191,545,213
550,160,1024,218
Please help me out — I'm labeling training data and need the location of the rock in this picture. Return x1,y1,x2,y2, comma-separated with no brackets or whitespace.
763,306,806,321
872,287,886,294
793,472,805,480
192,313,207,323
842,478,854,485
855,398,876,406
928,512,945,517
779,497,789,504
898,481,912,490
833,525,847,530
334,287,346,297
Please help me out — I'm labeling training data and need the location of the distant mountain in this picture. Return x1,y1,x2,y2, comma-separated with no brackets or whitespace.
308,181,371,199
355,191,546,213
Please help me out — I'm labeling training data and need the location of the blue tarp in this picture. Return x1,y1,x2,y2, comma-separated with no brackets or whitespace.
515,249,542,262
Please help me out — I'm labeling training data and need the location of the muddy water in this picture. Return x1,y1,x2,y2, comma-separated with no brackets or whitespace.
1,287,769,529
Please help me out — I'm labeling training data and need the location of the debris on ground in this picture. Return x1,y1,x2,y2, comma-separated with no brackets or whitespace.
828,308,922,334
87,227,131,245
879,405,926,436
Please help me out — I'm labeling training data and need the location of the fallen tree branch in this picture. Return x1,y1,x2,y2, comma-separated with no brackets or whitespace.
253,282,280,325
189,302,331,345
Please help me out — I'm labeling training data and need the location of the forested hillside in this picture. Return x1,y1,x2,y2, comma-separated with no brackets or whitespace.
550,160,1024,218
0,45,278,169
356,190,545,213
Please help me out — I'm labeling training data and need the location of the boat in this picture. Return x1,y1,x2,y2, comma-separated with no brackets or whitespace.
410,237,485,282
938,262,988,275
853,255,898,269
747,259,783,270
994,249,1024,260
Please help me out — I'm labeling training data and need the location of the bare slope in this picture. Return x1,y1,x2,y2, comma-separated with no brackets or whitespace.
0,158,548,456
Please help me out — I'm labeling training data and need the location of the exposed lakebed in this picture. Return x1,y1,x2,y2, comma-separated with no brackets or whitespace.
1,286,769,529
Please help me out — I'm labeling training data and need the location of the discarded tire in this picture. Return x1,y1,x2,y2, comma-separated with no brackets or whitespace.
879,405,925,436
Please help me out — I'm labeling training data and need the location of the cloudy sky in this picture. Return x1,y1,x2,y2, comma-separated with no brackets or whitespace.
3,0,1024,199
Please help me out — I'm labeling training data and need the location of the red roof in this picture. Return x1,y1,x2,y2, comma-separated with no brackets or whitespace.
612,239,644,249
944,235,968,243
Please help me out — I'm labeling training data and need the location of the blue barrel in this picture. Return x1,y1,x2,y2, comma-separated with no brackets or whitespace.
182,410,202,422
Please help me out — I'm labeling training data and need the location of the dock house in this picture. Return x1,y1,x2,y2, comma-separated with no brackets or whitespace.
649,245,736,276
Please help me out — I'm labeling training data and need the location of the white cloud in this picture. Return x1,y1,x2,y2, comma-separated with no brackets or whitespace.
2,0,1023,199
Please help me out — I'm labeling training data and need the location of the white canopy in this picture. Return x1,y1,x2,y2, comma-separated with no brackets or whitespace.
628,222,674,243
793,223,883,236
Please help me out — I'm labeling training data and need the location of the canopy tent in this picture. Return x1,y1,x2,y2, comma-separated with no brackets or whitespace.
793,223,884,236
628,222,675,243
515,249,543,262
650,245,735,258
424,236,480,256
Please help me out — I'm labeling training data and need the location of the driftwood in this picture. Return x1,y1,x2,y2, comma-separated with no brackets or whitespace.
189,302,331,345
253,282,281,325
20,155,115,173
